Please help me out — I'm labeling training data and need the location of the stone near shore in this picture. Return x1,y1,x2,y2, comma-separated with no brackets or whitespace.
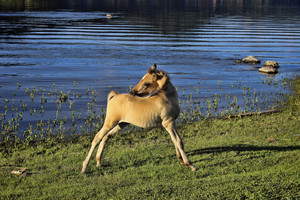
263,60,280,68
259,60,280,74
240,56,261,64
235,56,280,74
258,66,278,74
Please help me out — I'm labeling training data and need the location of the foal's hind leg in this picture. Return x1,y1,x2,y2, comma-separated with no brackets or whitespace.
162,120,196,171
81,121,117,173
96,123,128,167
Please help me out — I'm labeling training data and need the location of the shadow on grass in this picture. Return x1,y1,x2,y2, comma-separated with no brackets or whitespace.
188,144,300,157
82,144,300,174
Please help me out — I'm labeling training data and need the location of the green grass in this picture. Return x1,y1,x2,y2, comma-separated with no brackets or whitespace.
0,78,299,199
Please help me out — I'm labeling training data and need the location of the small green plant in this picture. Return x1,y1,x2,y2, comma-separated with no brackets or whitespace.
0,74,296,147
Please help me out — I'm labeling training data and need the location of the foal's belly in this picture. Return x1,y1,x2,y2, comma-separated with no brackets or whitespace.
122,115,162,129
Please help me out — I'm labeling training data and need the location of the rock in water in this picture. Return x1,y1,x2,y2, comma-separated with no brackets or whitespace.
263,60,280,68
241,56,261,64
258,66,278,74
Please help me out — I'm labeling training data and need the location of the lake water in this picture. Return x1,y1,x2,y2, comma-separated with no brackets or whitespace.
0,0,300,135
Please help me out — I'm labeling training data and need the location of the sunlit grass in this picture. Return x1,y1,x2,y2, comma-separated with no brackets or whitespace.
0,76,299,199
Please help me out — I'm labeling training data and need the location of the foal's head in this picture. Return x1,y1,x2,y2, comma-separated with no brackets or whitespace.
130,64,169,96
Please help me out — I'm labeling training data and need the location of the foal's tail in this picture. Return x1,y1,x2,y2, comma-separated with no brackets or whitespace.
108,91,119,101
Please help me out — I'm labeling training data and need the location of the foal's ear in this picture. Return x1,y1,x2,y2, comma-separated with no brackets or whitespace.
157,71,169,90
147,64,157,74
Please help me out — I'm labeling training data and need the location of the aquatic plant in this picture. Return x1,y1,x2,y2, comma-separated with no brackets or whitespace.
0,73,295,147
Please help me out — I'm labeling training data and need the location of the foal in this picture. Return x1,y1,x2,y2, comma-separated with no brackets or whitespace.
81,64,196,173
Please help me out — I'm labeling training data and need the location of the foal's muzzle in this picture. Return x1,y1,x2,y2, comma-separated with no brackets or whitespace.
129,90,138,96
130,90,145,97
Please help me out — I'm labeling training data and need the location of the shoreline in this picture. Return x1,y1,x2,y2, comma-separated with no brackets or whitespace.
1,74,296,147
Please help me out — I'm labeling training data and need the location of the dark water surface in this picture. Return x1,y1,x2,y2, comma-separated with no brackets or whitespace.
0,0,300,134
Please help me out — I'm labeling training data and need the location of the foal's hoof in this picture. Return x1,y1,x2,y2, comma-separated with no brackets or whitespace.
188,164,197,171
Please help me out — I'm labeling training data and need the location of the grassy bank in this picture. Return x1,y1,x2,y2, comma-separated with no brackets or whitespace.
0,78,299,199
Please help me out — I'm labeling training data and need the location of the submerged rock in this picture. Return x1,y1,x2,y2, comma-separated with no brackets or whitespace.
263,60,280,68
258,66,278,74
241,56,261,64
235,56,280,74
259,60,280,74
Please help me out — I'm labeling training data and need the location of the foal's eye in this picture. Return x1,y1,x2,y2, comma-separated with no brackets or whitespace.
144,83,151,87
